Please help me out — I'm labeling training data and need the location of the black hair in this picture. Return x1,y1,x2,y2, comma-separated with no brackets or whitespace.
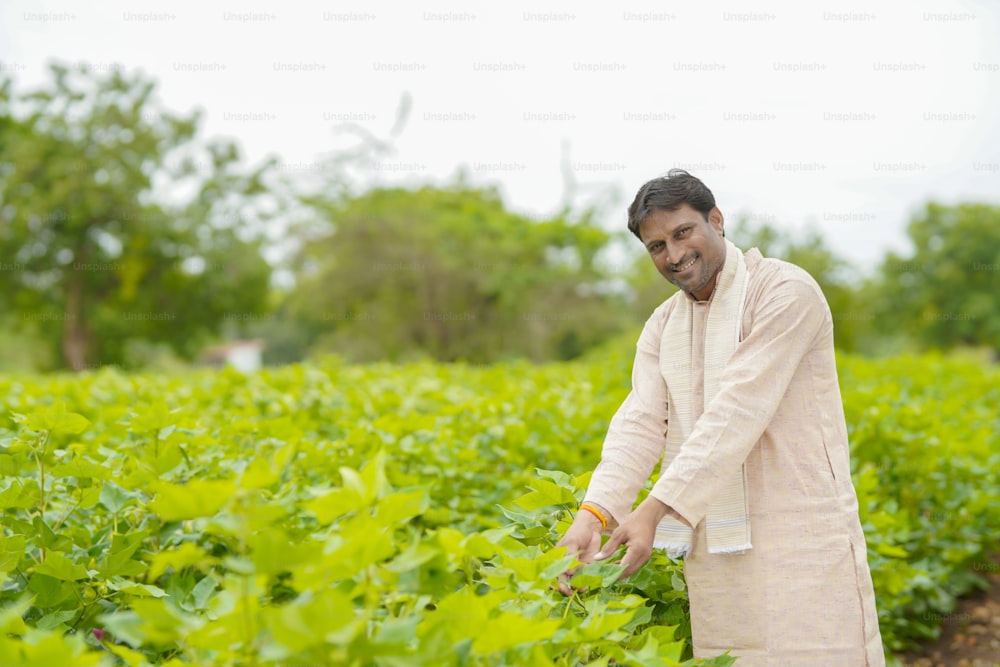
626,169,716,239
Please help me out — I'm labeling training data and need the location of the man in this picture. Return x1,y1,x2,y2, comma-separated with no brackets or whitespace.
556,170,884,666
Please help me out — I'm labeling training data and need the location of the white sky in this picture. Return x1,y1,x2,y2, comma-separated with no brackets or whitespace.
2,0,999,275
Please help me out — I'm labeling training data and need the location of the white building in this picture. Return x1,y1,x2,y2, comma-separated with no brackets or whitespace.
199,339,265,372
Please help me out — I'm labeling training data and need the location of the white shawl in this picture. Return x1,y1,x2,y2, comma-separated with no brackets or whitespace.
654,239,753,557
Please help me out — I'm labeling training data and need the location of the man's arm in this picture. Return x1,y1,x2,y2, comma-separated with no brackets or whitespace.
649,275,829,527
555,307,670,588
580,309,670,525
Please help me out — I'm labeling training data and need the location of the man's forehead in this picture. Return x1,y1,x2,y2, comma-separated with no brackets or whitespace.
640,206,706,231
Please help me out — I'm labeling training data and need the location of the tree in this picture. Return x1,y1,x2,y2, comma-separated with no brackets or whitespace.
286,184,625,363
872,202,1000,355
0,63,274,371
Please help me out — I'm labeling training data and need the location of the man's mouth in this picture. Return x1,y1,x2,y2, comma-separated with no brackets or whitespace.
672,256,697,273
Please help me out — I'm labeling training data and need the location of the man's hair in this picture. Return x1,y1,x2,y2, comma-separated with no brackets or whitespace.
626,169,716,240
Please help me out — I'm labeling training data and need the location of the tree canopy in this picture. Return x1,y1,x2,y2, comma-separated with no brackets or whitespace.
2,63,998,370
0,63,274,370
873,202,1000,354
285,185,624,363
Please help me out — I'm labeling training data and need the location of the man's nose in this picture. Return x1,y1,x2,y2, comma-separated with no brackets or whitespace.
664,243,684,269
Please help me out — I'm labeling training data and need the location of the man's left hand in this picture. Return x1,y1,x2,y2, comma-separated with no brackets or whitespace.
593,497,670,579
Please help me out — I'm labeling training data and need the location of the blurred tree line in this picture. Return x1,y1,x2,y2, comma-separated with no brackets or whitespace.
0,63,273,371
1,64,998,372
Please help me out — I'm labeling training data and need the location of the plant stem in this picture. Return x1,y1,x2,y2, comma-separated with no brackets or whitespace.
36,430,49,564
242,573,257,666
36,430,49,519
52,495,83,532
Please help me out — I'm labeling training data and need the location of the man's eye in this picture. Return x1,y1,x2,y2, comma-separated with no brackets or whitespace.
676,227,690,238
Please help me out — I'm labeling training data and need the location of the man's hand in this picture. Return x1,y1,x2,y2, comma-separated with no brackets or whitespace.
553,509,604,596
593,497,670,579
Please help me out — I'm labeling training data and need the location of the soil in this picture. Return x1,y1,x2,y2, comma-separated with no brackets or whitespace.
896,555,1000,667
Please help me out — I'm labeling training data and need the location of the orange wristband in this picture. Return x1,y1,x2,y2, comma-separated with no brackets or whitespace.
579,504,608,530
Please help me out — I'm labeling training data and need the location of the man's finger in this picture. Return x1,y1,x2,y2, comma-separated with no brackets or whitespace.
555,572,592,597
593,532,623,560
555,573,573,597
618,545,651,579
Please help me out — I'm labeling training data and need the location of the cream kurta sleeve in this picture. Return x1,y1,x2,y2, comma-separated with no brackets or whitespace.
649,274,830,529
582,304,672,524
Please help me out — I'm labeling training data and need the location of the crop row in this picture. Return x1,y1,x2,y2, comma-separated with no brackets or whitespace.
0,351,996,664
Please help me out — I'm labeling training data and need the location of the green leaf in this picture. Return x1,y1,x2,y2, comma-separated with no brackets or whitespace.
99,482,140,513
0,597,31,635
26,574,75,607
149,479,236,521
0,479,41,510
106,576,168,598
76,484,103,509
376,488,429,525
98,610,147,649
147,542,214,580
383,540,439,573
0,453,25,476
188,573,219,610
306,487,365,524
13,631,106,666
21,404,90,434
130,403,177,433
418,587,497,643
372,614,421,646
35,609,78,631
49,458,111,480
121,597,205,645
106,642,154,667
0,534,26,572
35,551,88,581
99,530,149,578
875,543,909,559
513,477,577,510
239,456,279,489
32,516,73,554
266,588,363,653
566,600,635,642
247,528,313,575
534,468,575,487
471,611,561,654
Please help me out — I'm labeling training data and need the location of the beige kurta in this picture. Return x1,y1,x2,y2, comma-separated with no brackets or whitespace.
584,248,885,666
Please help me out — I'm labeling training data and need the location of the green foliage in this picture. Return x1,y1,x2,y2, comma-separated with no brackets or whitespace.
287,185,626,363
873,202,1000,354
0,360,732,665
0,348,997,663
839,354,1000,650
0,62,274,371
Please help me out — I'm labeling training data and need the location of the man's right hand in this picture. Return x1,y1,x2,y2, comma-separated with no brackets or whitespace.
553,509,605,596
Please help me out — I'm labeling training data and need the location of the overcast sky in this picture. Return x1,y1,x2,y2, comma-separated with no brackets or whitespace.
3,0,999,275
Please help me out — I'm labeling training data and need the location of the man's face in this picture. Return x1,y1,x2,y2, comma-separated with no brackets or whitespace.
638,204,727,301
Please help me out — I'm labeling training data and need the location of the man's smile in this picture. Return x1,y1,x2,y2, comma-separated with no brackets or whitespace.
672,255,697,273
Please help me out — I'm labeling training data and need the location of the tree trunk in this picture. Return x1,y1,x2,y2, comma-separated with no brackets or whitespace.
63,270,88,371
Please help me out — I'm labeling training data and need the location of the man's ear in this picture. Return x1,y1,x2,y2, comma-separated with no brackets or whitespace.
709,207,725,238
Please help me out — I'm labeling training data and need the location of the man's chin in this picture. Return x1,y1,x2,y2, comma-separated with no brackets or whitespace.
672,277,706,295
670,280,708,300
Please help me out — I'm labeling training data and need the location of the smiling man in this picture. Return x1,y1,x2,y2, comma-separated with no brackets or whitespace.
556,169,885,665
